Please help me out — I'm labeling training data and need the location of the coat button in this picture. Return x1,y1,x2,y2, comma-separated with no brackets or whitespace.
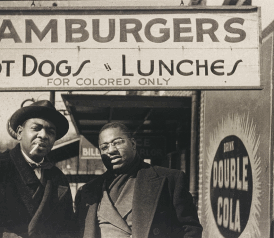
153,228,160,235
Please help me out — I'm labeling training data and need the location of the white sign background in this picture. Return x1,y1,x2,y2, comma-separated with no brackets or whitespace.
0,7,261,90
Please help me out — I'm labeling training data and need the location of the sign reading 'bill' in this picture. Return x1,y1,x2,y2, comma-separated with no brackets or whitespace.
0,7,261,90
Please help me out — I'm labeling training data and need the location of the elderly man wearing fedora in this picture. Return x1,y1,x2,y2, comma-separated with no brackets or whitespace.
0,100,74,238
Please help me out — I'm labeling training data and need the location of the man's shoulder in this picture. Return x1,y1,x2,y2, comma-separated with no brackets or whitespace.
0,149,10,159
138,164,188,191
80,175,104,190
75,175,104,203
0,150,12,166
49,165,65,175
47,165,69,181
0,150,14,180
141,163,182,177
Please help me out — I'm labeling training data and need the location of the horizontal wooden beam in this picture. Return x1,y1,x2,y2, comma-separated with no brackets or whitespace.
63,95,191,109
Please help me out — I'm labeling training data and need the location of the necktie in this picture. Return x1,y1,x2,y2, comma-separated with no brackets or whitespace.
28,161,53,170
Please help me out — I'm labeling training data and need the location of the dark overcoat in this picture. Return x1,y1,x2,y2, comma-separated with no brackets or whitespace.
0,144,74,238
75,162,203,238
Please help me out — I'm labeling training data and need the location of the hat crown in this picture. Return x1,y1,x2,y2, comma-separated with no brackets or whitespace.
8,100,69,140
27,100,56,110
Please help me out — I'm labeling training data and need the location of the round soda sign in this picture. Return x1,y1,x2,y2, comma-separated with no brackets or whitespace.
210,135,252,237
203,114,261,238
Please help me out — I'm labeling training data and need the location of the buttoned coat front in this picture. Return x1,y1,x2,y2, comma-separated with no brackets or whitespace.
0,144,74,238
75,163,203,238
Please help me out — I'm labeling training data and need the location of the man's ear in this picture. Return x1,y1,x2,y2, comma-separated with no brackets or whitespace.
130,138,137,150
16,125,23,141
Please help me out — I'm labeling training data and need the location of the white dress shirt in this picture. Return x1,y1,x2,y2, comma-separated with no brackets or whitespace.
21,149,44,180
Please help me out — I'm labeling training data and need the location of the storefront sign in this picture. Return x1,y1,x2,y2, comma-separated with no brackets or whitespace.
0,7,261,90
211,135,253,237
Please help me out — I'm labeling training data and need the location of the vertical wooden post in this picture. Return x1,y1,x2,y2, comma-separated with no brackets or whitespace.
189,90,200,206
50,91,55,106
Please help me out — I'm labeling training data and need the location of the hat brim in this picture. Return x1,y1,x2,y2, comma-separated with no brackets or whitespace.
8,106,69,140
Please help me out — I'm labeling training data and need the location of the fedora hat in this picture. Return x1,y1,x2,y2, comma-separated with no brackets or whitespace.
7,100,69,140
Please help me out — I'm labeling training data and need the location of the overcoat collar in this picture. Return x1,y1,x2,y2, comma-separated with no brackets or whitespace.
8,144,69,236
9,144,54,185
10,144,41,185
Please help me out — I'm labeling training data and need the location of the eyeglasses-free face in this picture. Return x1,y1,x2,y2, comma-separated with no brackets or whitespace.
17,118,56,163
98,127,136,173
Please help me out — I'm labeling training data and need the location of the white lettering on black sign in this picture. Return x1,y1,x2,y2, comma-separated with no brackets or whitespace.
210,135,252,238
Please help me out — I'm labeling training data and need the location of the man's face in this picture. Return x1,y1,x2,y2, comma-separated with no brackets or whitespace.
98,127,136,173
17,118,57,162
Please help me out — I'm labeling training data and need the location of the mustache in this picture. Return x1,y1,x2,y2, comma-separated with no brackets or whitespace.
101,153,120,160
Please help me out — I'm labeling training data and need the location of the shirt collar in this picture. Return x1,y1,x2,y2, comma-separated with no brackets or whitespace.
21,149,44,167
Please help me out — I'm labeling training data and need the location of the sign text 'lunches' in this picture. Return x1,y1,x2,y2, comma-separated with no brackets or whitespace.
0,8,261,90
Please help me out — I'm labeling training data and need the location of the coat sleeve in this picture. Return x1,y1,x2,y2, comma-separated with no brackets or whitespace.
0,180,4,238
172,171,203,238
0,153,10,237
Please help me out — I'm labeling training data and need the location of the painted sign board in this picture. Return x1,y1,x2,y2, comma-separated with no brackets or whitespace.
0,7,261,91
199,22,273,238
79,135,101,159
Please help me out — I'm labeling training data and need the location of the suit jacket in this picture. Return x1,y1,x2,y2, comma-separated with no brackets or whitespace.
0,144,74,238
75,162,203,238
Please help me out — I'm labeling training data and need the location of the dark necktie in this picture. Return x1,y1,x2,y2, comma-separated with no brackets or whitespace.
28,161,53,170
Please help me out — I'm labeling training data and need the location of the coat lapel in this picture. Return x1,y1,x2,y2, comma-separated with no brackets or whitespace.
115,177,135,219
97,189,131,234
9,144,41,216
9,144,40,186
132,166,166,238
28,170,69,236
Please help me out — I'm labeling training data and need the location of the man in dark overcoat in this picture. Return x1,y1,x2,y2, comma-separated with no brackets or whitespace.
0,100,74,238
75,122,203,238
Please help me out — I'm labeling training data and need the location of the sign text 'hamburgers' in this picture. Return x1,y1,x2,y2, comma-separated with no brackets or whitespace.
0,7,261,90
